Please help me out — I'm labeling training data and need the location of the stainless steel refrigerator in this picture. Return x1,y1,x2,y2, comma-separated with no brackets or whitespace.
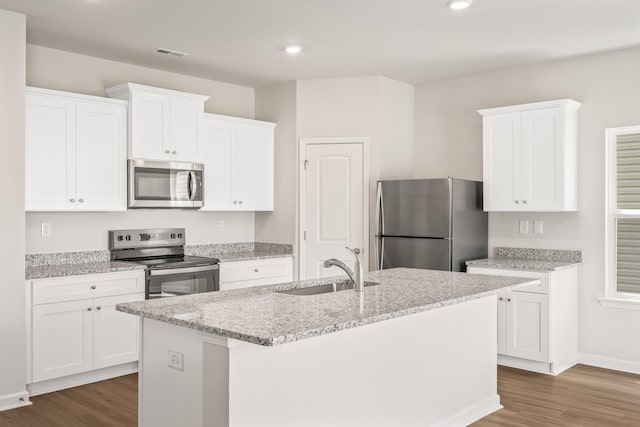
375,178,487,272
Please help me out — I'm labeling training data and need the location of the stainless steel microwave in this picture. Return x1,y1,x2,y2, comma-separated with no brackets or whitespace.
128,159,204,208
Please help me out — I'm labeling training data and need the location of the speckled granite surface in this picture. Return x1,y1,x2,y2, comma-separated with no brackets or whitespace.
27,261,145,280
117,268,538,346
185,242,293,262
466,247,582,272
26,250,111,267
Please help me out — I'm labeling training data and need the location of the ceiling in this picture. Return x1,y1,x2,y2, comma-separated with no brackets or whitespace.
1,0,639,88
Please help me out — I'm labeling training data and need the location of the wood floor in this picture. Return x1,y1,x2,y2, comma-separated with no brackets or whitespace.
0,364,638,426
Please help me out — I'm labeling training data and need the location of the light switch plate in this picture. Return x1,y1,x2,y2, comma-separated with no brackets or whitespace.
519,220,529,235
217,220,225,232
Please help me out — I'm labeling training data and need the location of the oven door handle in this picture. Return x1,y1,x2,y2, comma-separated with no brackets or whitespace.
188,171,196,201
147,264,219,276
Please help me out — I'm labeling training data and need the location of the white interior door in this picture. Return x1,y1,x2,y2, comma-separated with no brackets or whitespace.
303,143,364,280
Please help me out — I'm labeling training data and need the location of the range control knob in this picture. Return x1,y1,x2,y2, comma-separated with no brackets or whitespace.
117,236,123,242
178,233,183,239
170,233,176,239
125,235,131,241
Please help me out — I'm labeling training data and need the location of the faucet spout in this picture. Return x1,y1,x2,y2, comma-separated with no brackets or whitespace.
323,247,364,292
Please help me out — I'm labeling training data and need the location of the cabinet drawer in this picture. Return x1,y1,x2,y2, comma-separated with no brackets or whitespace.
219,257,292,284
467,267,549,294
32,271,145,305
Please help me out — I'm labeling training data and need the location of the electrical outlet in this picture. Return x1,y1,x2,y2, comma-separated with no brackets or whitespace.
519,220,529,235
41,222,52,237
168,350,184,371
534,221,544,235
217,220,225,232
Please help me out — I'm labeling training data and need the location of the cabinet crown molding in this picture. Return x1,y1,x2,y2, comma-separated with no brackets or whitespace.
26,86,128,106
105,82,210,102
477,99,582,116
204,112,276,128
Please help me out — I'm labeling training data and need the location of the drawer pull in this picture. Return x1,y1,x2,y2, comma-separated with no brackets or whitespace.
91,285,97,290
87,307,92,311
254,268,259,272
507,298,512,302
498,297,503,301
96,306,102,310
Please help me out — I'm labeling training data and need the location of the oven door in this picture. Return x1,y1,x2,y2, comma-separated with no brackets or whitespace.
129,159,204,208
146,265,219,299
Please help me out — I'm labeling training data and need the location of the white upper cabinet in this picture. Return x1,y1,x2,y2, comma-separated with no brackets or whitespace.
201,114,275,211
106,83,208,162
478,99,581,212
26,87,127,211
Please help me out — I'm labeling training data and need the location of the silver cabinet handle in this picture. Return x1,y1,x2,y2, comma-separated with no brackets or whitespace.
79,198,84,203
96,306,102,310
165,149,170,154
70,198,75,203
172,150,177,155
91,285,96,290
87,307,92,311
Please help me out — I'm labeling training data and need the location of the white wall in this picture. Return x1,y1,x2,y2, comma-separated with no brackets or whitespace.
296,77,415,270
415,46,640,366
0,8,28,410
25,45,257,254
254,82,297,245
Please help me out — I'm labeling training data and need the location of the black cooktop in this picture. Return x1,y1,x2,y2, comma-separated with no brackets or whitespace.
127,255,219,270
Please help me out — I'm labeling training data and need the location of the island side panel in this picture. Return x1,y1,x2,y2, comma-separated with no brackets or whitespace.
203,295,501,427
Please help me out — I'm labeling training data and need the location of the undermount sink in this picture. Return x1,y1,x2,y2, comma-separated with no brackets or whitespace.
276,281,379,296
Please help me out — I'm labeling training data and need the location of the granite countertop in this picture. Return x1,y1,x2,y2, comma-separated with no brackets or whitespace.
117,267,539,347
466,247,582,272
26,261,145,280
185,242,293,263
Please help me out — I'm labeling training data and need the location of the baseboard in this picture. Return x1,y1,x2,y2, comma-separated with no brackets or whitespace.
0,390,32,412
431,394,502,427
28,362,138,397
578,353,640,375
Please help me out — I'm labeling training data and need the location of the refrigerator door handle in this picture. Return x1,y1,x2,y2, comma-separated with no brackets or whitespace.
380,237,385,270
375,183,384,270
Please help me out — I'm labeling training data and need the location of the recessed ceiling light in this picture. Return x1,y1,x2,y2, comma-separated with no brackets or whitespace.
447,0,473,10
285,45,303,55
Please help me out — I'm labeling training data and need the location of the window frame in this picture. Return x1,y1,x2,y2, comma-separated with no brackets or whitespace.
601,125,640,310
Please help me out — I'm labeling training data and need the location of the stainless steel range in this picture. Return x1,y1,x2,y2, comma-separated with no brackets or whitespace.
109,228,219,299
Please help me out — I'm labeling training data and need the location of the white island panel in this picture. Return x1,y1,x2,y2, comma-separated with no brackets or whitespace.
141,295,500,427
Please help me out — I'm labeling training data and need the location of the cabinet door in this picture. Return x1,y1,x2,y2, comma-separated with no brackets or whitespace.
522,107,564,210
75,101,127,211
497,293,507,355
170,97,203,161
482,113,522,211
93,293,144,370
235,123,274,210
32,299,93,382
505,291,549,362
130,91,171,159
201,117,236,210
25,93,76,211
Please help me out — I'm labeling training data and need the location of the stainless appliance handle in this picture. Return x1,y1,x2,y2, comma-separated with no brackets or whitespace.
380,237,385,270
147,264,219,276
376,182,385,270
188,171,196,201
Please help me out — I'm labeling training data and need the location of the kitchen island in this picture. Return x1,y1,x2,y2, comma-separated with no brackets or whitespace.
118,268,538,427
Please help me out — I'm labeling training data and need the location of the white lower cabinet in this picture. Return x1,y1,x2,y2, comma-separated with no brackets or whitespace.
219,257,293,291
28,271,144,388
468,265,577,375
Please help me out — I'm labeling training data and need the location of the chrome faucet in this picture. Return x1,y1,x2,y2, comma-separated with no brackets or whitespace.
323,247,364,292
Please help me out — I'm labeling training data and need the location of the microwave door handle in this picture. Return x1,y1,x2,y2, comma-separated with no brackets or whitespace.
188,171,196,201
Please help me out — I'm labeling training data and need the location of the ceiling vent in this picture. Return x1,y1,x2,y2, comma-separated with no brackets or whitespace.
152,48,190,58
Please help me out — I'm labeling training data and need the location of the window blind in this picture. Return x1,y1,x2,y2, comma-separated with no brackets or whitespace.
617,218,640,293
617,133,640,210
